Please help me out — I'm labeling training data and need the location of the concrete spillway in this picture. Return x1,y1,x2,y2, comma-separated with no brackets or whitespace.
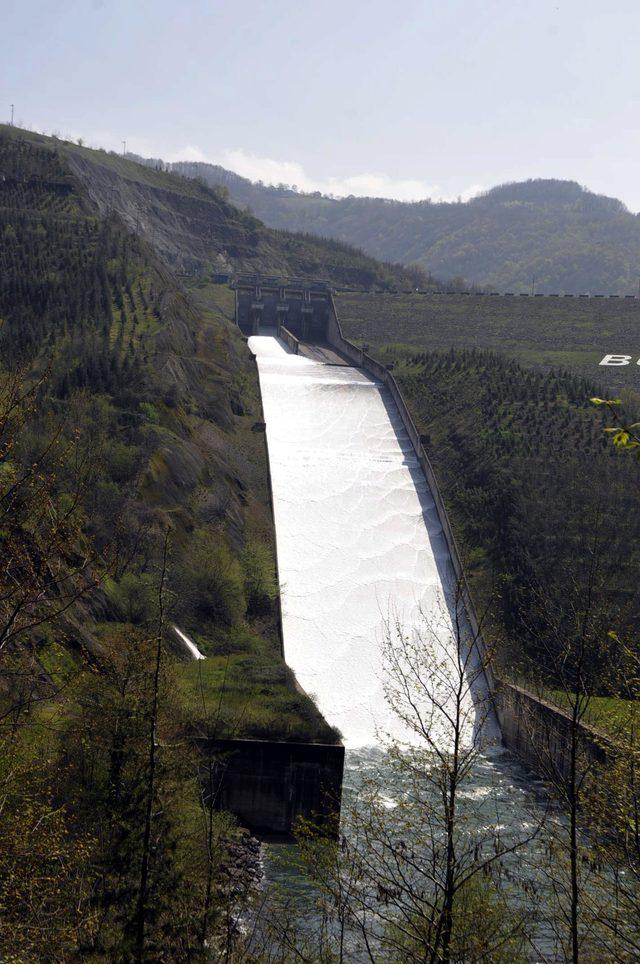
250,331,488,749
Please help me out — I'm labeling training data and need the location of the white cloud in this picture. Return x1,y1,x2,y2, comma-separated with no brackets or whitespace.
160,145,483,203
453,182,486,203
219,147,441,201
221,149,311,191
166,144,211,163
63,128,484,203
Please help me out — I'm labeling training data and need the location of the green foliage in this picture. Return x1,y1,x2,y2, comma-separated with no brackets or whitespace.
139,401,160,423
0,733,98,959
177,647,340,743
387,877,527,963
52,628,214,958
394,349,640,685
592,397,640,458
242,540,278,617
176,535,246,627
109,571,157,624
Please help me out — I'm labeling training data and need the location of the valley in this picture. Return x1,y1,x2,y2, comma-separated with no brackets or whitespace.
1,123,640,960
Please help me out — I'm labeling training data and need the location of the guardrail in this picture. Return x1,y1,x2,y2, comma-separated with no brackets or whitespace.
352,290,640,300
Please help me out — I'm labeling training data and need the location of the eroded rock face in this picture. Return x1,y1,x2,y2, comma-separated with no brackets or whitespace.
66,150,253,274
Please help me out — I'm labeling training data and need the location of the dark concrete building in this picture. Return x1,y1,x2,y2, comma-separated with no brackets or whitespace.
234,275,332,340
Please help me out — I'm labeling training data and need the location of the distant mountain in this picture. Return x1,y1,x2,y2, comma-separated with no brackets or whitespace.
147,158,640,294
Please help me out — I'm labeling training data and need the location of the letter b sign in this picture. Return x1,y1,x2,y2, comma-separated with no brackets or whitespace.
599,354,632,366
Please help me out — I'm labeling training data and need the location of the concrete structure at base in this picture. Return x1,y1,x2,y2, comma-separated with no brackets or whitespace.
234,275,331,339
201,738,344,837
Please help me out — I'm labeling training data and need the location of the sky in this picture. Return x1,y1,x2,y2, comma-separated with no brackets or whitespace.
2,0,640,209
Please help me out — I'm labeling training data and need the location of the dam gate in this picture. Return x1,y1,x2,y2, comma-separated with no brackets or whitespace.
234,275,331,340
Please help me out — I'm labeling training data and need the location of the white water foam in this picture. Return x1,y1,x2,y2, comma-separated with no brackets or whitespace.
250,331,493,749
172,625,206,660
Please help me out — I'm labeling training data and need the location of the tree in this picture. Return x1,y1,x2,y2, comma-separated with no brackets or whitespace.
513,522,640,961
591,396,640,459
0,366,103,657
259,585,540,963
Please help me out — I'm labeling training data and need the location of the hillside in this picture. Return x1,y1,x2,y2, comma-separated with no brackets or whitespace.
0,126,421,291
0,123,364,954
164,159,640,294
334,290,640,391
393,350,640,687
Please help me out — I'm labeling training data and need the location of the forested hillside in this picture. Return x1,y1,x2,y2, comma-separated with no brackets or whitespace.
393,350,640,687
0,128,338,957
14,128,421,291
164,159,640,294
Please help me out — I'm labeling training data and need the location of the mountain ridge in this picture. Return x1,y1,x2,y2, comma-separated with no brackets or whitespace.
134,154,640,294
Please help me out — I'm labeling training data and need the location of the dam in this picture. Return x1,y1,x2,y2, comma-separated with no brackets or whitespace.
234,281,612,810
248,329,494,750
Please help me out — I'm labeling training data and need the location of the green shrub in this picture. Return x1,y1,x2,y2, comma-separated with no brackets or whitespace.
104,439,141,483
139,401,159,423
178,536,246,627
109,571,156,624
242,541,278,617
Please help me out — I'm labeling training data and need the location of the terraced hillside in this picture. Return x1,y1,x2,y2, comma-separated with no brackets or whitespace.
0,124,420,290
335,290,640,391
0,127,338,743
389,350,640,687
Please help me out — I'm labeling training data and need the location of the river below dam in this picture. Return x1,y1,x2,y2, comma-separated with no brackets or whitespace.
247,330,558,957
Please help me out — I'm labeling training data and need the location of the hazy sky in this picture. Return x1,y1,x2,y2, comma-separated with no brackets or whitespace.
3,0,640,208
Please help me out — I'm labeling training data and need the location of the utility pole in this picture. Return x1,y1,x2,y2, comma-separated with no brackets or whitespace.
122,139,126,157
531,275,536,296
9,104,14,127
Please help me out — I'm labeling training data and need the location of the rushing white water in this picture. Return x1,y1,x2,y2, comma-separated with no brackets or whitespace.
172,624,206,660
249,331,494,749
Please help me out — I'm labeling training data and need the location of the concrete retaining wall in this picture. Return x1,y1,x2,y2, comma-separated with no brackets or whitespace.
278,323,300,353
246,338,286,661
201,737,344,837
493,681,609,786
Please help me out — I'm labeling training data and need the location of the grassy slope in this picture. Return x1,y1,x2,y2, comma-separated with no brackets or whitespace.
334,291,640,392
0,125,338,743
